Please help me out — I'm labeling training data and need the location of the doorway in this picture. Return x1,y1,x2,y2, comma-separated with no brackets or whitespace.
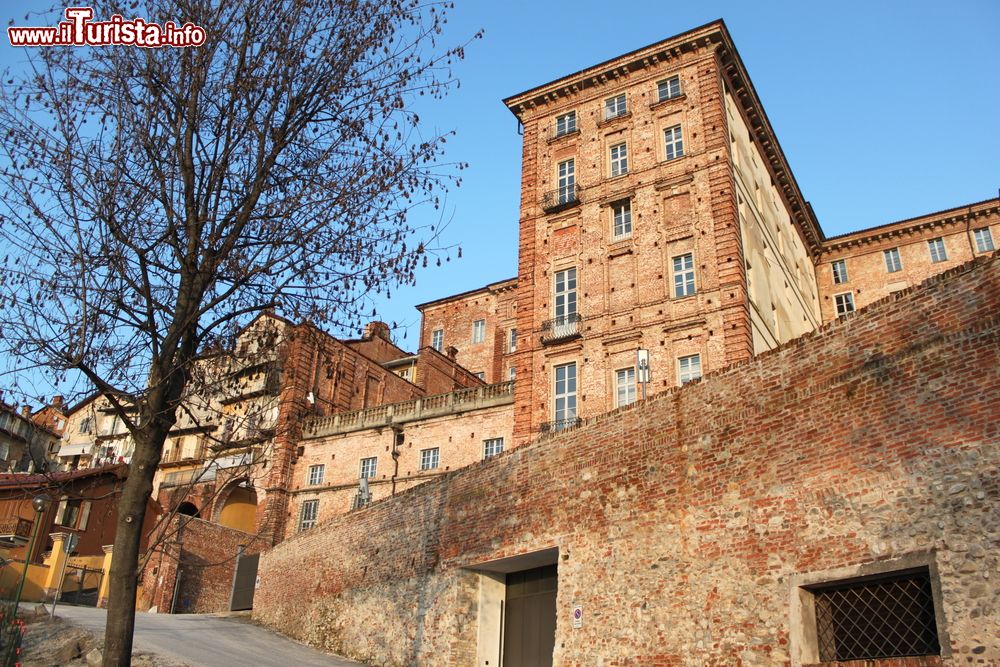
502,564,558,667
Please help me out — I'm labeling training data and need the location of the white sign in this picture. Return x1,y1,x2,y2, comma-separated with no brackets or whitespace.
637,349,650,384
572,604,583,629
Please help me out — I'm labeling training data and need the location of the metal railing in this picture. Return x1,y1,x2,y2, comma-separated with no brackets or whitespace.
549,124,579,141
540,184,581,212
159,466,218,489
539,418,582,434
0,518,31,540
541,313,582,343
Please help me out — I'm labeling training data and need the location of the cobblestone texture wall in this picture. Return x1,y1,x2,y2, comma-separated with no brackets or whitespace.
254,255,1000,666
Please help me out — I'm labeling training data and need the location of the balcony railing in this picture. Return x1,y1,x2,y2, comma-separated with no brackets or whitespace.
0,517,32,541
540,184,581,213
549,125,579,142
539,418,582,434
541,313,582,343
159,466,218,489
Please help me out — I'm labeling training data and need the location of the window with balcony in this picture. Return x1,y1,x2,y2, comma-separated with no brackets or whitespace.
974,227,995,253
557,158,576,204
609,142,628,177
663,124,684,161
678,354,701,385
612,200,632,240
553,362,578,430
927,237,947,263
657,75,681,102
298,499,318,531
604,93,627,121
884,248,903,273
616,367,636,407
419,447,439,471
307,464,325,486
831,259,848,284
672,253,696,297
472,319,486,343
359,456,378,480
544,268,579,341
431,329,443,351
554,111,577,138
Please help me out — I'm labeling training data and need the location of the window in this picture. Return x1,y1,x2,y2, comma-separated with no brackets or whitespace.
508,328,517,352
927,237,947,263
554,362,577,429
298,500,318,531
554,111,577,137
609,142,628,177
657,75,681,102
884,248,902,273
831,259,848,284
678,354,701,385
472,319,486,343
554,268,577,323
663,124,684,160
473,371,485,381
79,416,94,434
431,329,444,351
612,200,632,240
604,93,627,120
973,227,995,253
672,253,696,297
483,437,504,459
616,368,636,407
509,367,517,381
398,367,412,382
808,569,940,662
307,464,325,486
359,456,377,480
557,159,575,204
419,447,439,471
835,292,855,316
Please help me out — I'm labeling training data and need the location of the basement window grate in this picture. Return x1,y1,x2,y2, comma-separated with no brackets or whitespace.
812,570,940,662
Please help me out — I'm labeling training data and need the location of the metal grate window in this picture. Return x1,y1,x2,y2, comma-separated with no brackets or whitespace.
812,571,940,662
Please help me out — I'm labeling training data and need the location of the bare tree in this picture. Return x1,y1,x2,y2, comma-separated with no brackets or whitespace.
0,1,477,663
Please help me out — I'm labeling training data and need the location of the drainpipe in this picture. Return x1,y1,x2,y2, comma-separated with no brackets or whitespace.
390,427,403,496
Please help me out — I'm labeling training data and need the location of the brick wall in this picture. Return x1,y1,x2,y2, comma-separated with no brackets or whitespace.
255,255,1000,666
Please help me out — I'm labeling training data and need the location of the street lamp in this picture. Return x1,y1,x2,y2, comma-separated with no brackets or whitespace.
12,493,52,611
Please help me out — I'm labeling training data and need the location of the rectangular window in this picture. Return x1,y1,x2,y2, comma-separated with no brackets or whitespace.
672,253,696,297
509,367,517,381
928,237,947,263
557,159,575,204
884,248,903,273
473,371,485,381
612,200,632,240
483,437,504,459
604,93,627,120
609,142,628,177
831,259,848,284
808,569,940,662
678,354,702,385
663,124,684,160
657,75,681,102
298,499,319,531
835,292,855,316
307,464,325,486
554,268,577,323
554,362,578,429
509,328,517,352
554,111,577,137
79,416,93,434
431,329,444,351
973,227,995,253
616,367,636,407
472,319,486,343
419,447,439,471
359,456,378,480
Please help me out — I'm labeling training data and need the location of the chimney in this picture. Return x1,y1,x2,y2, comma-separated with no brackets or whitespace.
445,346,458,360
51,395,64,409
20,405,31,418
364,321,391,341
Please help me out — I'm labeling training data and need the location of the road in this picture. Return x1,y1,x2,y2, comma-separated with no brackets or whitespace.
46,605,363,667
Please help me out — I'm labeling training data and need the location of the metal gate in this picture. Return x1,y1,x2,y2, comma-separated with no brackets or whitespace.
59,565,103,607
502,564,557,667
229,552,259,611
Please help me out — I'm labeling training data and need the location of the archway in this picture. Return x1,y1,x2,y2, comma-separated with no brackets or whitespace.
176,501,200,518
217,482,257,533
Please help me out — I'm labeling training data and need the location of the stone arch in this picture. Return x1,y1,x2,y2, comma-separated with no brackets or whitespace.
176,501,200,518
215,479,257,533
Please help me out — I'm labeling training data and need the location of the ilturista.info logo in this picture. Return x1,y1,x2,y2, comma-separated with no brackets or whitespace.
8,7,206,47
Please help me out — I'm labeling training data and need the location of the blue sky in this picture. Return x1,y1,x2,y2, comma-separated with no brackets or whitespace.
1,1,998,393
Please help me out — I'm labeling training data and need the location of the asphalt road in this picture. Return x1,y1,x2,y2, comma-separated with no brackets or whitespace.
46,605,362,667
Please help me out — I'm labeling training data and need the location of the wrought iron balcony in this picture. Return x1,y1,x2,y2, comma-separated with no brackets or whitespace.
541,313,582,343
539,418,582,434
549,124,579,142
540,184,581,213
